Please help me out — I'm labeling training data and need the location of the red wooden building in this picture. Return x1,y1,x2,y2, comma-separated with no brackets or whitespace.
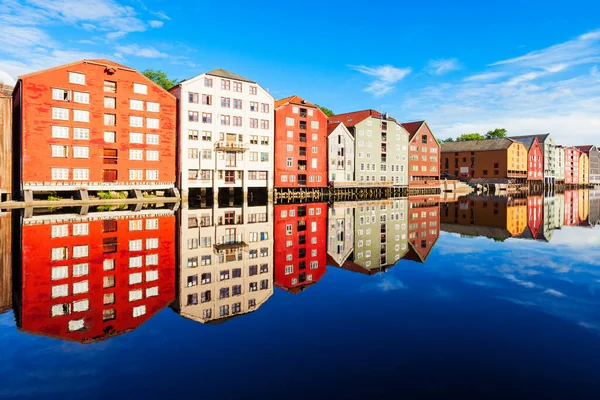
526,195,543,238
564,146,581,185
403,195,440,263
273,203,327,293
273,96,327,188
510,136,544,182
401,121,440,188
14,212,175,343
12,59,176,200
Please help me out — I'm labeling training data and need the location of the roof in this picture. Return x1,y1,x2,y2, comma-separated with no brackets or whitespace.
401,121,425,139
509,133,551,144
575,145,595,154
327,121,343,135
205,68,255,83
19,59,135,80
508,136,537,151
329,109,396,127
440,138,517,153
274,95,317,109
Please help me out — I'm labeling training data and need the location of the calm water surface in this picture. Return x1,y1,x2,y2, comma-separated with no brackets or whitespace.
1,190,600,399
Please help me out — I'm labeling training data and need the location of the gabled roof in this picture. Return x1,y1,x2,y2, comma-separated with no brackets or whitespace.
440,138,517,153
329,109,396,127
327,122,342,135
575,145,595,154
401,121,425,138
509,133,551,144
508,136,537,151
205,68,255,83
85,59,135,70
274,95,317,109
18,58,135,80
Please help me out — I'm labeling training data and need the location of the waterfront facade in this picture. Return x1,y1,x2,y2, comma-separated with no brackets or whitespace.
576,146,599,185
1,93,11,201
579,151,590,185
510,134,557,186
274,96,327,188
327,122,355,185
556,146,565,183
274,203,327,293
173,203,273,323
12,59,177,200
329,110,409,186
15,211,176,342
509,136,543,182
440,138,528,182
327,203,355,266
169,69,274,201
401,121,440,188
564,147,581,185
404,196,440,262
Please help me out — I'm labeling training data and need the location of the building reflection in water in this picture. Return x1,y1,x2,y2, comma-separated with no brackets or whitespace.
441,195,527,240
328,198,410,275
274,203,327,293
590,190,600,227
172,200,273,324
12,207,176,343
0,210,11,315
404,196,440,263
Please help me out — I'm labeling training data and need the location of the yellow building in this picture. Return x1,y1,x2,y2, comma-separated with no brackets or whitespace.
506,198,528,237
579,152,590,185
578,189,589,223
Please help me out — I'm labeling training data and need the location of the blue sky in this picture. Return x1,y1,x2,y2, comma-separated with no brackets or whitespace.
1,0,599,144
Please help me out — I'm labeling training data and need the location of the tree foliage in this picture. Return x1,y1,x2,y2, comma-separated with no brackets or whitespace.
485,128,507,139
456,133,486,142
142,69,179,90
316,104,334,117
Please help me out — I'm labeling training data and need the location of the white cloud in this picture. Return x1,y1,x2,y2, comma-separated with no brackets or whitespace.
427,58,461,75
350,64,411,96
362,276,407,292
150,10,170,20
116,44,167,58
544,289,566,297
0,70,15,85
148,20,163,28
463,72,507,82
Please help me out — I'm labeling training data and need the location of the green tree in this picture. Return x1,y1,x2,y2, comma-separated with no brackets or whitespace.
437,137,455,144
316,104,334,117
485,128,507,139
143,69,179,90
456,133,485,142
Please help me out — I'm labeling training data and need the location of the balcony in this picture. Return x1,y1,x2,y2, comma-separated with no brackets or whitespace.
299,122,307,131
298,160,307,171
300,108,307,118
213,241,248,253
215,141,248,152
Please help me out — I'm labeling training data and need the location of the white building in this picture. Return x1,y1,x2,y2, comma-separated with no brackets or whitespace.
327,122,355,185
327,203,355,266
556,146,565,182
173,202,273,324
170,69,274,201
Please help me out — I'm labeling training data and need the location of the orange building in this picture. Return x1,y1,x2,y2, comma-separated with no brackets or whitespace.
273,96,327,188
563,147,581,185
12,59,177,201
441,138,527,183
13,211,176,343
401,121,440,188
0,92,11,202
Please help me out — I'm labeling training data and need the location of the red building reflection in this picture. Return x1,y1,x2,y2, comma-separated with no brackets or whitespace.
526,195,543,238
14,211,175,343
274,203,327,293
404,195,440,263
564,190,580,226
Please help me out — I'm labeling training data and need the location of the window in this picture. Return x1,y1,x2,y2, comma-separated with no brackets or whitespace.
130,99,143,110
52,107,69,120
221,97,230,107
311,121,319,129
104,80,116,92
72,168,89,181
233,116,242,127
201,149,212,159
103,259,115,271
146,134,159,144
51,266,69,280
52,88,70,101
146,270,158,282
221,115,231,125
133,305,146,318
129,169,143,180
146,150,159,161
285,265,294,275
129,272,143,285
68,319,85,332
104,131,116,142
69,72,85,85
130,149,143,160
234,82,242,92
129,289,143,302
233,99,242,109
51,145,68,158
261,103,269,113
146,286,159,297
72,223,88,236
202,112,212,123
129,255,143,268
104,97,116,108
74,110,90,122
73,146,89,158
261,120,269,129
147,118,159,129
73,280,89,294
146,170,159,180
133,83,147,94
52,126,69,138
221,79,231,90
129,132,144,144
204,77,213,87
130,116,143,127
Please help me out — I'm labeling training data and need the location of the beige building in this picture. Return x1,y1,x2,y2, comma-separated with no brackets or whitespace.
0,93,11,202
173,202,274,324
